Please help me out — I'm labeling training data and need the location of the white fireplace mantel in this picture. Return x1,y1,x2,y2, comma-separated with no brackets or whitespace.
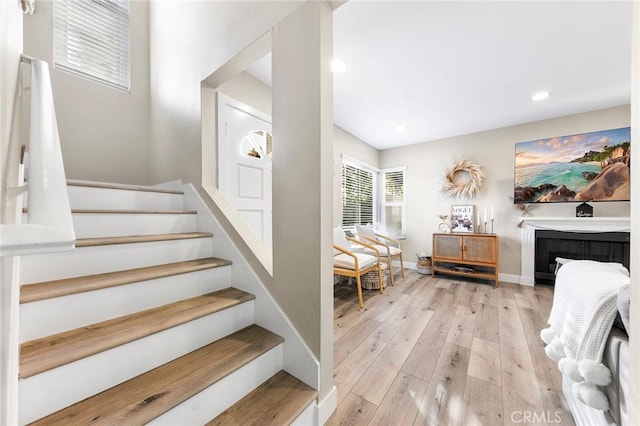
519,217,631,286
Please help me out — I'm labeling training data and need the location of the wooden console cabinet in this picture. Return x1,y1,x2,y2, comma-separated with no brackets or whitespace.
432,233,499,286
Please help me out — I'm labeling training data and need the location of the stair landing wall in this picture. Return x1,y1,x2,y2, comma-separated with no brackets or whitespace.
184,185,319,391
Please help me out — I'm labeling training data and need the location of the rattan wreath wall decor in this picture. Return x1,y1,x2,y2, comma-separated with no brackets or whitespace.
442,158,484,198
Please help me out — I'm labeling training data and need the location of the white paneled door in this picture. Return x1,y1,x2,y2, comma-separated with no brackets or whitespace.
217,93,272,249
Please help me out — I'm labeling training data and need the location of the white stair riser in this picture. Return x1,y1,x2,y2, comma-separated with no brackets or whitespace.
20,267,232,341
292,402,316,426
20,238,214,284
20,213,198,238
71,213,197,238
67,186,184,211
19,302,255,425
150,345,283,425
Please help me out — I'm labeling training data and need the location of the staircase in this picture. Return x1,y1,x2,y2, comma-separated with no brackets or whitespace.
18,180,317,425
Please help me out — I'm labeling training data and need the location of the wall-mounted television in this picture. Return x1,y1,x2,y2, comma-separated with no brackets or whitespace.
514,127,630,204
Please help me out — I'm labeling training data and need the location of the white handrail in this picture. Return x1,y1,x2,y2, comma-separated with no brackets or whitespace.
0,57,75,256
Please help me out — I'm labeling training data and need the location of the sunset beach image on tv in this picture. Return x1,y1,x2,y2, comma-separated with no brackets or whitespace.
514,127,630,204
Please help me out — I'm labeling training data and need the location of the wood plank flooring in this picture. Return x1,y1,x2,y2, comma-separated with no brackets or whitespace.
329,271,575,426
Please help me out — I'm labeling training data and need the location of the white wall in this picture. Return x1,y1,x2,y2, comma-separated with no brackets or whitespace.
149,0,339,404
628,3,639,424
1,2,23,423
219,72,272,116
1,0,23,223
272,1,334,405
380,105,630,279
23,0,150,185
149,1,302,186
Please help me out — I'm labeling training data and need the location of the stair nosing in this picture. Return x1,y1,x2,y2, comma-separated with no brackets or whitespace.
71,209,197,214
21,257,233,303
23,208,197,214
20,287,255,378
66,180,184,195
207,370,317,426
29,325,283,426
75,232,213,247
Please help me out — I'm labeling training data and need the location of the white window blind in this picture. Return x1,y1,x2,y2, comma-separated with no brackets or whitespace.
53,0,130,92
342,161,375,228
381,168,406,237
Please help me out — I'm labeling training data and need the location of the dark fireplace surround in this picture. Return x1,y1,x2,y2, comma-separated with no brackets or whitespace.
534,230,630,285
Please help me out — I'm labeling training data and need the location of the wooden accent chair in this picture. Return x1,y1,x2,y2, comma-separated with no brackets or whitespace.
355,224,404,286
333,226,385,309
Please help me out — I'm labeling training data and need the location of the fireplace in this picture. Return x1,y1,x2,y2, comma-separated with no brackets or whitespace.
534,230,630,285
519,217,631,286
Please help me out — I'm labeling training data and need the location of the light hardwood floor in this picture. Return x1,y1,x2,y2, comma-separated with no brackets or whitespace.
328,271,575,426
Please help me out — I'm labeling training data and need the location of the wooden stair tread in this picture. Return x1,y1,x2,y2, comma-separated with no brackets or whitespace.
21,257,232,303
20,287,255,378
71,208,197,214
207,370,317,426
30,325,283,426
67,180,184,194
75,232,212,247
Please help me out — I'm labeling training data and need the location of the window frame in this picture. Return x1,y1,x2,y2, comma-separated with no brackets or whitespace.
340,157,407,239
53,0,131,92
380,166,407,239
341,158,377,232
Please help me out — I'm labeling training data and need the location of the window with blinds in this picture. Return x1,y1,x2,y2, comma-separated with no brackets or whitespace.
53,0,130,92
381,168,406,237
342,162,375,228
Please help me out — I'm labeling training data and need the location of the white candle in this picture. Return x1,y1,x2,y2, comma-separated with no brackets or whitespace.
484,208,487,223
491,205,494,220
477,210,480,228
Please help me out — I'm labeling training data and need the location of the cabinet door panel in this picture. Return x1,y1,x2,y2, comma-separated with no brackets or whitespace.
463,236,496,262
434,234,463,260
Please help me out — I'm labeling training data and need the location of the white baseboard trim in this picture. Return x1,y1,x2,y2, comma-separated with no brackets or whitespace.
498,273,523,285
316,385,337,425
397,261,416,269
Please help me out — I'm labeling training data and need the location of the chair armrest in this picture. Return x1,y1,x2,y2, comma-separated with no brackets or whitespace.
374,232,402,250
356,235,392,256
346,237,382,258
334,244,361,270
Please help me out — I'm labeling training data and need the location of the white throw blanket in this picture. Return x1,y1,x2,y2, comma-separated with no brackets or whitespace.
541,260,630,411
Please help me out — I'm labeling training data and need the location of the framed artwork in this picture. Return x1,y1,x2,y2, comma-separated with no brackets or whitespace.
514,126,630,203
451,205,475,233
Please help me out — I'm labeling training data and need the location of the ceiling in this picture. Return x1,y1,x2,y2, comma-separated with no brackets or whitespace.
247,1,632,150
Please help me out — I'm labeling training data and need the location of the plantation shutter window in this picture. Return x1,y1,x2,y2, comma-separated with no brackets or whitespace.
53,0,130,92
381,168,406,237
342,161,375,228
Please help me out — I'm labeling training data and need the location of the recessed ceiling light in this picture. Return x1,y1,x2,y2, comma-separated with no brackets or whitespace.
331,59,348,73
396,124,407,132
532,91,551,101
